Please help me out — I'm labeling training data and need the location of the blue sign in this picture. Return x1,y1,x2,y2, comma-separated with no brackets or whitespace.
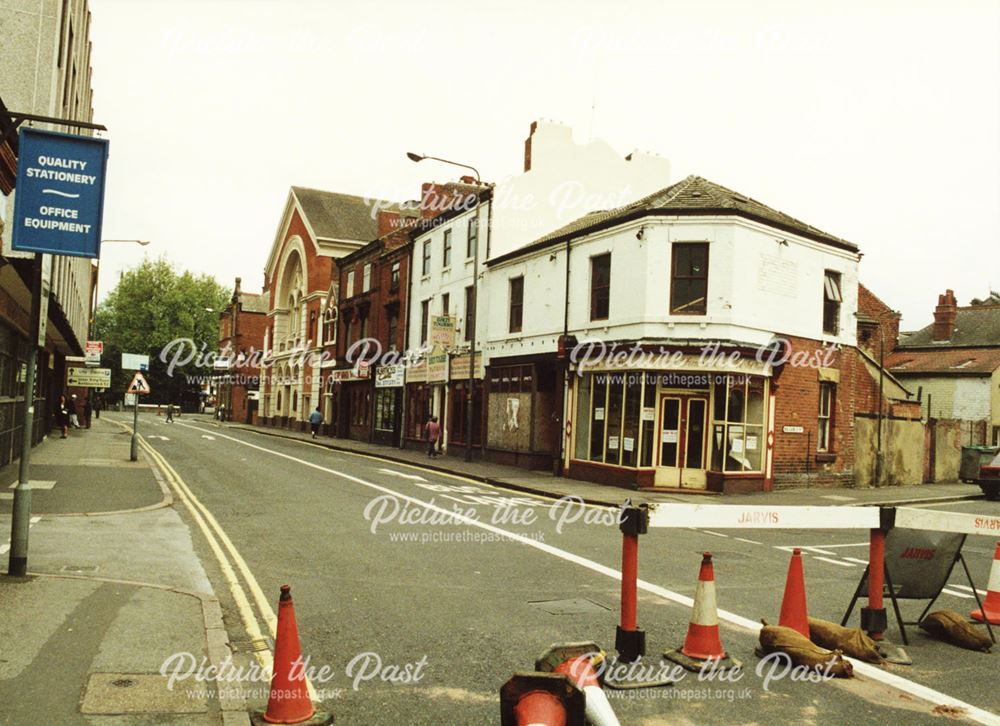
11,128,109,258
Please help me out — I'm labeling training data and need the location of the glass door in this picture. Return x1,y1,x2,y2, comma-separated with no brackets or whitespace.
654,394,708,489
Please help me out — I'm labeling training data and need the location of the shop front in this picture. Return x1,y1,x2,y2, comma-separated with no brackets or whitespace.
331,363,372,442
373,363,405,446
567,358,773,493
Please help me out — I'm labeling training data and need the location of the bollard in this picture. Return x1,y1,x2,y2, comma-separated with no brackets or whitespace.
616,503,647,663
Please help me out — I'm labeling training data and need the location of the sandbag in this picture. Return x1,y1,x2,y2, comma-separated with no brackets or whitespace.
759,621,854,677
919,610,992,652
808,617,883,663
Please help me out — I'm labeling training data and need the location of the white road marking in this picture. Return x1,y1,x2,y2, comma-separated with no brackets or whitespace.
7,481,57,490
175,422,1000,725
812,556,857,568
952,584,989,596
942,588,974,599
733,537,763,545
700,530,729,538
378,468,428,482
843,557,871,565
201,434,216,441
821,494,856,501
800,546,838,556
148,435,170,441
1,517,42,555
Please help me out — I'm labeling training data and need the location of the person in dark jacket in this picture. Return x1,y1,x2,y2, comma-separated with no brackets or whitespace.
83,397,92,428
55,395,70,438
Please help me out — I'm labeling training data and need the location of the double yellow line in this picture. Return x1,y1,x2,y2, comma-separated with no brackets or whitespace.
112,417,318,701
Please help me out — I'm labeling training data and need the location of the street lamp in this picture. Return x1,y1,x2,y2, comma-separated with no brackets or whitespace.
407,152,486,462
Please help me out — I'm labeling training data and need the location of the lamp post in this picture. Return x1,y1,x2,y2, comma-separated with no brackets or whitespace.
858,309,899,487
406,153,486,462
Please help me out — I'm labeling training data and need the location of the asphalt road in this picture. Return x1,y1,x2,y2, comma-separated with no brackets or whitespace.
111,412,1000,725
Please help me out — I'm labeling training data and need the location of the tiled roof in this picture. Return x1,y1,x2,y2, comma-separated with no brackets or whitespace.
238,292,268,314
897,305,1000,348
292,186,396,242
500,175,858,260
887,348,1000,375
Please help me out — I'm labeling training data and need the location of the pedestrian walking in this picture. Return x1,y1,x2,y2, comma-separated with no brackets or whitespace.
68,394,80,429
217,403,226,421
93,395,102,419
308,406,323,438
83,396,92,428
165,402,175,423
55,395,70,438
424,415,440,457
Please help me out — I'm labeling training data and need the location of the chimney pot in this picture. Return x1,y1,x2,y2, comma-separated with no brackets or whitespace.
932,289,958,341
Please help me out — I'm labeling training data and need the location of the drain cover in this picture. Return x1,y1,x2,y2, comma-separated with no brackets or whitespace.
529,598,611,615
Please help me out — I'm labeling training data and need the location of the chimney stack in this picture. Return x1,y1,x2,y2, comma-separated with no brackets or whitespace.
932,289,957,341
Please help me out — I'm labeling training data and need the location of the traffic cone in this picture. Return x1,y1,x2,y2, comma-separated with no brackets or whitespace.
779,548,810,638
500,672,585,726
664,552,741,672
535,642,621,726
971,542,1000,625
251,585,333,725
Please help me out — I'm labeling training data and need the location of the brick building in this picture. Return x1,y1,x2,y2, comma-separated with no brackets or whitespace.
216,277,268,424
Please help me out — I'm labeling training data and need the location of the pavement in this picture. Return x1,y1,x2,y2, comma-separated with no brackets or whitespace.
0,416,249,726
206,414,984,509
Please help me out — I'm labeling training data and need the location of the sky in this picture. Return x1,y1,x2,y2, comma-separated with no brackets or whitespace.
88,0,1000,331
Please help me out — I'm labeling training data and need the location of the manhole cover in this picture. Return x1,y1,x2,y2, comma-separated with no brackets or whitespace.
529,598,611,615
81,674,207,714
112,678,136,688
61,565,99,573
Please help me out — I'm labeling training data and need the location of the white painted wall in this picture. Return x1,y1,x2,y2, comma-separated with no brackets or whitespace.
488,121,670,258
484,216,860,361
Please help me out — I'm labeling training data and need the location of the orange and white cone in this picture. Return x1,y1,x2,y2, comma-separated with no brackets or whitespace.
535,643,620,726
500,672,585,726
664,552,741,672
971,542,1000,625
779,548,810,638
251,585,333,725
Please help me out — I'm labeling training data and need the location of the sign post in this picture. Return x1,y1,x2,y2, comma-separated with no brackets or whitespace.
7,128,108,578
127,372,150,461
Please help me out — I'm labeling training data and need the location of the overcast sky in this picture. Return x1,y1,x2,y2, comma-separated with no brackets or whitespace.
89,0,1000,330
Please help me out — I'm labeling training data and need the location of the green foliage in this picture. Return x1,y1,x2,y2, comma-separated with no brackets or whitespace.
93,257,229,405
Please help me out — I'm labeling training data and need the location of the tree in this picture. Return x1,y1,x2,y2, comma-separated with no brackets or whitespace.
93,258,229,408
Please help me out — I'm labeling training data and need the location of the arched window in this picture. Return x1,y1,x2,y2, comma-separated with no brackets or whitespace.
323,305,338,344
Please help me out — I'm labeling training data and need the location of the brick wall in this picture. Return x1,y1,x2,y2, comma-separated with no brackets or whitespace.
857,283,900,355
771,336,881,488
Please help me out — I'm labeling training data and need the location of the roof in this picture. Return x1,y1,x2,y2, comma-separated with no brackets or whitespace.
291,186,395,242
238,292,268,314
490,175,858,263
897,305,1000,348
886,347,1000,375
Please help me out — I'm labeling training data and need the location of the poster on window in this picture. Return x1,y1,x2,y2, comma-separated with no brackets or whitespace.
641,407,655,422
746,435,758,451
594,407,605,421
730,437,745,454
623,437,635,452
608,436,619,450
661,429,678,443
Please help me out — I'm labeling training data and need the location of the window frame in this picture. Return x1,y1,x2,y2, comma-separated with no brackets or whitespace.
362,263,372,292
346,270,355,298
420,299,429,346
464,285,475,342
442,229,452,269
422,239,431,276
818,381,836,452
390,261,400,292
669,242,709,315
466,217,478,259
508,276,524,333
823,270,842,335
590,253,611,321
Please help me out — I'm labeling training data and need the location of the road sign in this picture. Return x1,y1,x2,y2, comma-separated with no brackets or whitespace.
127,372,150,395
11,128,110,258
85,340,103,366
66,366,111,388
122,353,150,371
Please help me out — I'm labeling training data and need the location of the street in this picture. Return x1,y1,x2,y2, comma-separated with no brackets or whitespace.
109,412,1000,725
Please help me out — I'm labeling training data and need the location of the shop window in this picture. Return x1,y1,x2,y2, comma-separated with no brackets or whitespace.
823,270,842,335
509,276,524,333
589,375,608,461
590,253,610,321
443,229,452,268
670,243,708,314
574,373,592,460
374,389,396,432
351,386,370,427
576,371,655,468
406,384,431,439
639,375,657,467
711,376,767,473
450,380,483,446
818,382,835,452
